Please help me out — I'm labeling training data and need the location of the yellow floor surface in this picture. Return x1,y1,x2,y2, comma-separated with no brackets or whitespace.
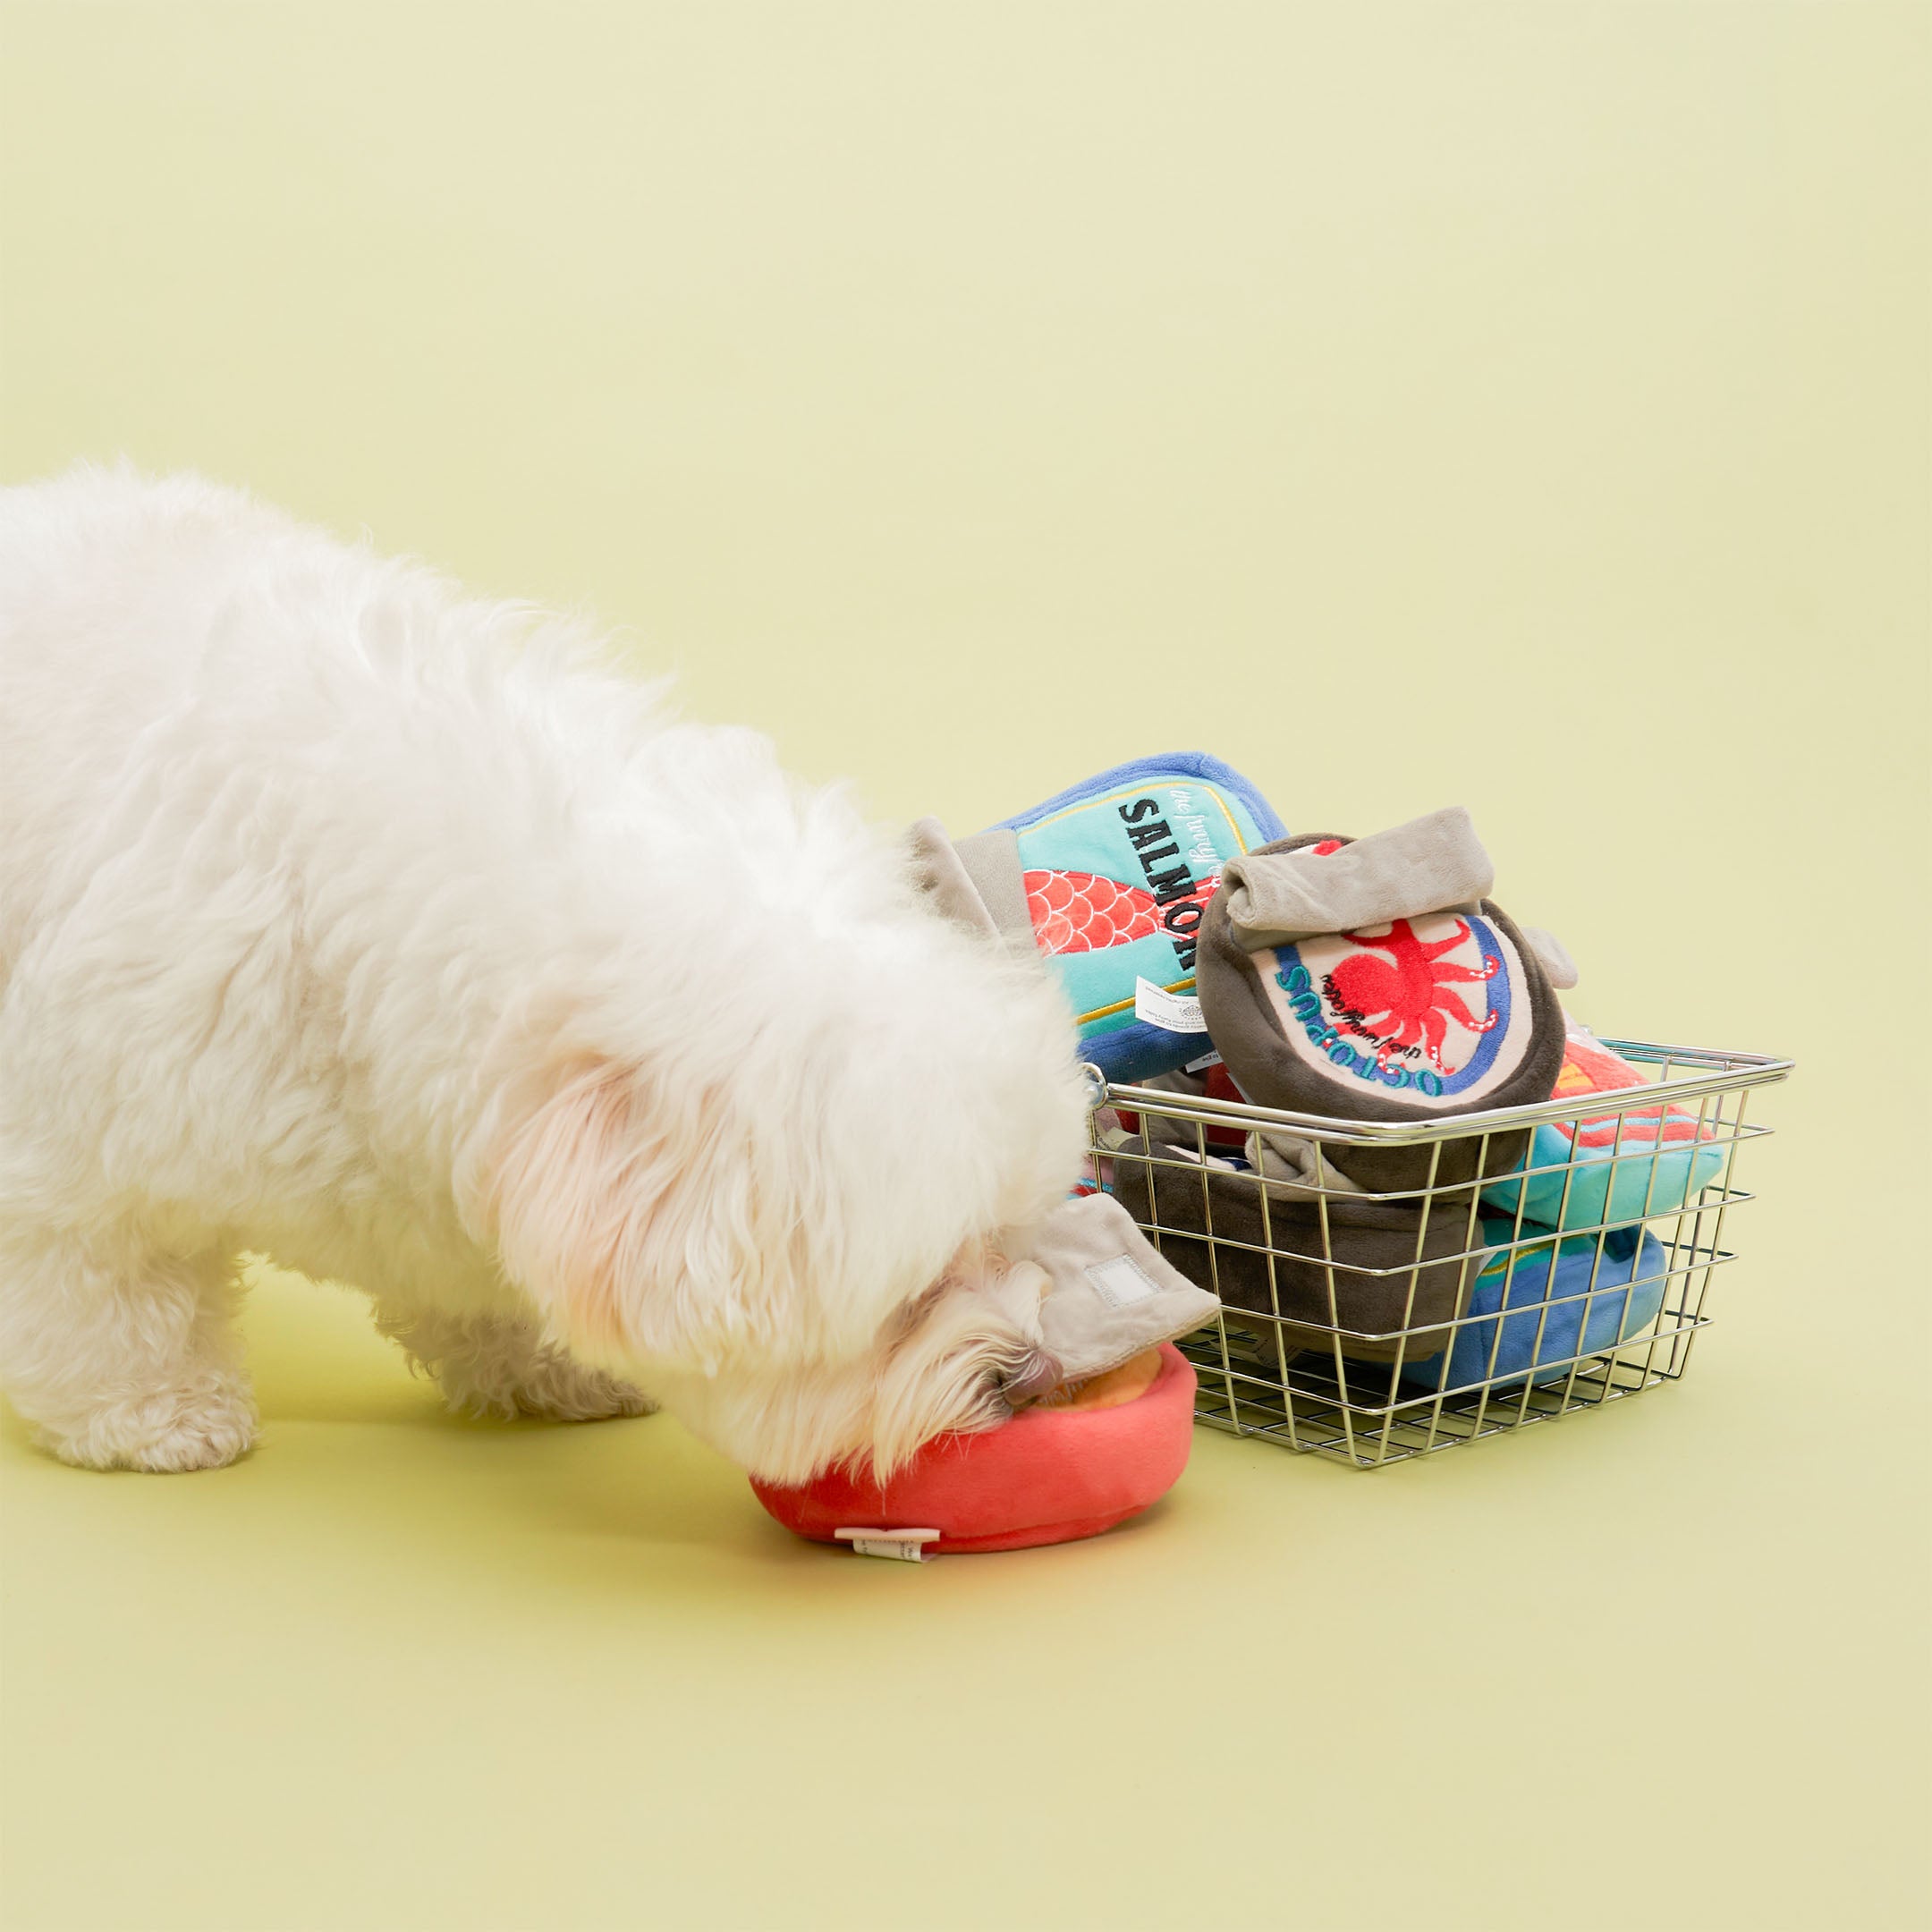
3,1102,1924,1931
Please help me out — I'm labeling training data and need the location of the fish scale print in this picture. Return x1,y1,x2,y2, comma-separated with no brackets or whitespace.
1024,870,1219,956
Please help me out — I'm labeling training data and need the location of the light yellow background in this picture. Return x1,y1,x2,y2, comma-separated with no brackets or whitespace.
2,6,1927,1929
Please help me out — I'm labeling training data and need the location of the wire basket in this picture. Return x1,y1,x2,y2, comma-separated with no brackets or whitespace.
1087,1039,1792,1468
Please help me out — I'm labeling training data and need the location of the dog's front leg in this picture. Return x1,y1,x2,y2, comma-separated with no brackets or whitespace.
0,1226,257,1470
371,1305,656,1424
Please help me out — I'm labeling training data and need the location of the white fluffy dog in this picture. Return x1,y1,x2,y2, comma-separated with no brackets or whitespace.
0,466,1090,1482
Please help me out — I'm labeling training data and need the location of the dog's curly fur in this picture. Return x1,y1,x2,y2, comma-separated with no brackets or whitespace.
0,466,1089,1482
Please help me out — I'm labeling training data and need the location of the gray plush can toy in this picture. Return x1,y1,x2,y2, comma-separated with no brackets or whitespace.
1193,808,1568,1193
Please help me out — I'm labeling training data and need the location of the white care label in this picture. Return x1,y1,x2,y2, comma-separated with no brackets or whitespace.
1085,1253,1160,1309
1134,977,1208,1034
835,1528,939,1563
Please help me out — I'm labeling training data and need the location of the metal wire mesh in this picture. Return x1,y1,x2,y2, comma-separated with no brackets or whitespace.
1085,1039,1792,1468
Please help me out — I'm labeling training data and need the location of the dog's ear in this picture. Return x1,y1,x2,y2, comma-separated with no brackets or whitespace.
470,1055,786,1373
479,1057,640,1353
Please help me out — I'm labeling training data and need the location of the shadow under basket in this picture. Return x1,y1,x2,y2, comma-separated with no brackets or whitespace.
1089,1038,1792,1469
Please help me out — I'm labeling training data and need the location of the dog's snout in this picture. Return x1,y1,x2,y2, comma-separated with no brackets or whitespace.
997,1350,1063,1411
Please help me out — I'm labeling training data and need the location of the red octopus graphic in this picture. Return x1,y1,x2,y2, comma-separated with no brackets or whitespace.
1326,917,1501,1072
1024,870,1217,954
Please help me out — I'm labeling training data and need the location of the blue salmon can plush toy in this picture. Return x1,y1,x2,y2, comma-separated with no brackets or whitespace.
911,753,1285,1084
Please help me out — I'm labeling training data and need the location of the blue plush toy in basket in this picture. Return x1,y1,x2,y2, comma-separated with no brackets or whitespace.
1401,1222,1672,1394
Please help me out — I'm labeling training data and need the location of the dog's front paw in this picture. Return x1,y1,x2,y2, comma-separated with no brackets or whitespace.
508,1361,657,1424
47,1378,258,1473
388,1311,658,1425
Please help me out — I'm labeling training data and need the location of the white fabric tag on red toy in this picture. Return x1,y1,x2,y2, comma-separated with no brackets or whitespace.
835,1529,940,1563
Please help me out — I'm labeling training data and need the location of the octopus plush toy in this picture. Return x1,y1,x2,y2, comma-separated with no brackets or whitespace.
1193,808,1571,1193
751,1195,1217,1556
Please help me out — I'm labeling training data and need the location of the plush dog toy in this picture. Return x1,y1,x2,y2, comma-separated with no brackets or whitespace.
1192,808,1568,1192
751,1195,1217,1555
911,752,1284,1084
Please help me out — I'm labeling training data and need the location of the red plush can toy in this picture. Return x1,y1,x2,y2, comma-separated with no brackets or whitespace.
750,1342,1199,1556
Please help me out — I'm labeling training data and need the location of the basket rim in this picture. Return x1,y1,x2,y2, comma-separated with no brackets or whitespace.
1089,1037,1794,1147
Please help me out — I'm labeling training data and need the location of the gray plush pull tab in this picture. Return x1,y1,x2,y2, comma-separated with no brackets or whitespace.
948,826,1032,938
1221,806,1495,947
907,818,1001,937
1027,1193,1219,1383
